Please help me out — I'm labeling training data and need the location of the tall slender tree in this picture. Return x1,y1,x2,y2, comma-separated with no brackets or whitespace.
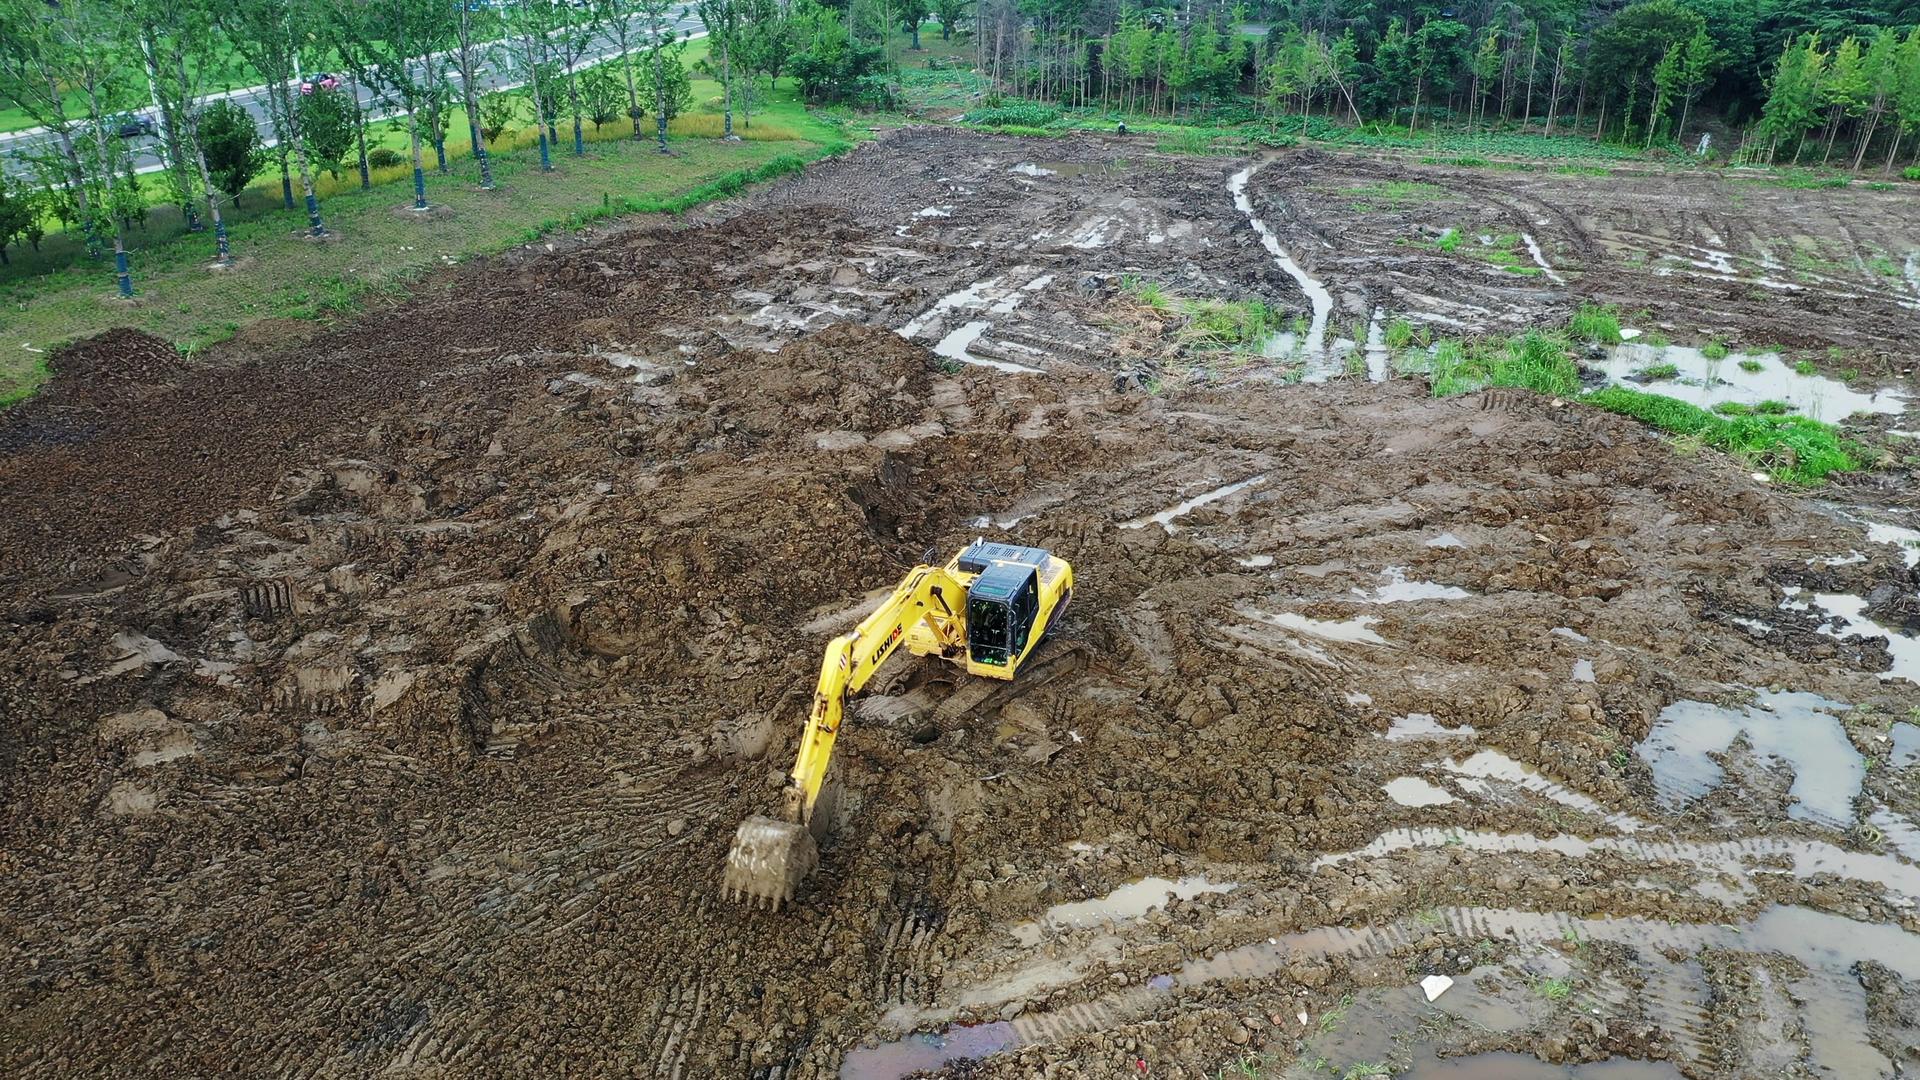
222,0,328,234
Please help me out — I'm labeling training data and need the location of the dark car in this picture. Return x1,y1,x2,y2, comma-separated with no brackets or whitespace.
116,114,156,139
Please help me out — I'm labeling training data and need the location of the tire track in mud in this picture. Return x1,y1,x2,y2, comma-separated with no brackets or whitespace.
855,905,1915,1077
1314,827,1920,902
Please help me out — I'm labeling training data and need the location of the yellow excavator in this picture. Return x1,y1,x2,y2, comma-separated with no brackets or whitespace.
722,540,1077,909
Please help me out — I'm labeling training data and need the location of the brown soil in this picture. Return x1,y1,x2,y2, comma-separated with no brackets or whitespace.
3,129,1919,1080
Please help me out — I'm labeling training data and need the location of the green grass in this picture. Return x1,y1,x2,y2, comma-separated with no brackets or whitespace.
1424,330,1579,397
1638,362,1680,380
1176,296,1279,349
1569,303,1624,344
1345,179,1446,210
1434,228,1464,253
1536,977,1574,1001
1156,128,1233,155
1702,340,1730,360
1905,166,1920,181
0,59,846,403
1738,358,1765,373
1383,317,1414,350
1794,359,1818,376
1582,386,1860,484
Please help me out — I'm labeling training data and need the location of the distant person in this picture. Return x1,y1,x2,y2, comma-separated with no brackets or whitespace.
1116,121,1129,136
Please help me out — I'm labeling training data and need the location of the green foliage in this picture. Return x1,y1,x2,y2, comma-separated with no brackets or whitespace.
478,91,524,146
198,98,265,204
367,148,405,169
1794,359,1818,375
1176,297,1279,349
1425,331,1580,397
1738,358,1765,372
1384,317,1414,349
1582,386,1859,484
1702,340,1729,360
966,101,1061,127
1905,166,1920,181
1344,180,1445,209
1434,228,1463,252
298,89,359,181
641,42,697,122
1158,128,1230,155
0,170,43,264
580,68,626,130
1638,361,1680,379
1570,304,1624,344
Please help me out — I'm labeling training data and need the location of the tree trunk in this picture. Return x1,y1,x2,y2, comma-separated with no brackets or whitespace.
408,110,428,209
1885,126,1905,174
654,47,670,152
722,38,736,137
1852,109,1879,171
350,72,371,189
176,52,231,264
623,50,643,140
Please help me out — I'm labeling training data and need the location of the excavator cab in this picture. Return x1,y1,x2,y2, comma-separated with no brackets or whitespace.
964,562,1039,668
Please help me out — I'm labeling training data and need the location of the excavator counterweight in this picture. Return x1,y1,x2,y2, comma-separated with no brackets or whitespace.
722,541,1074,908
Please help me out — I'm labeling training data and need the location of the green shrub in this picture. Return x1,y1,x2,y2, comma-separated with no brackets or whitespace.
1569,304,1623,344
1435,229,1463,253
367,147,405,169
1793,359,1817,376
965,101,1061,127
1702,341,1729,361
1638,362,1680,379
1902,165,1920,181
1490,331,1580,395
1738,359,1764,373
1756,399,1792,414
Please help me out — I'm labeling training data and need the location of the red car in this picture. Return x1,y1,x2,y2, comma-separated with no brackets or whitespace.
300,73,342,95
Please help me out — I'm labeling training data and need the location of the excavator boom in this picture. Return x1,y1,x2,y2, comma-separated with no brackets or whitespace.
722,542,1074,908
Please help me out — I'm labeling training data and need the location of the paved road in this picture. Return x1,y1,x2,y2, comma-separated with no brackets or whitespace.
0,9,703,181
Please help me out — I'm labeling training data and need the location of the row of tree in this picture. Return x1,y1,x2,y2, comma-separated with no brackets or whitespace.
1755,28,1920,168
0,0,716,289
964,0,1918,156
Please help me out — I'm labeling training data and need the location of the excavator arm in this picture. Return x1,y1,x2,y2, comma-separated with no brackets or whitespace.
723,563,968,908
780,565,967,827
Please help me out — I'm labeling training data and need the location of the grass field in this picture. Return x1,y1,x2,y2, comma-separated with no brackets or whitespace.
0,53,848,405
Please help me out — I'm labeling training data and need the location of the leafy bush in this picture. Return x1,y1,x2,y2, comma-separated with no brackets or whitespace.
965,101,1060,127
1637,362,1680,379
367,148,405,170
1904,166,1920,181
1702,340,1729,361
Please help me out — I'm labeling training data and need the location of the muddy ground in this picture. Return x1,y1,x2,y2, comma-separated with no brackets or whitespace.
3,129,1919,1079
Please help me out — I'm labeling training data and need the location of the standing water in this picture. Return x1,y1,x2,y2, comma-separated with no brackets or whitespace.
1228,161,1333,356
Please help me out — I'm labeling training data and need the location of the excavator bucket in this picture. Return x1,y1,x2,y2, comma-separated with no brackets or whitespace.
721,815,818,910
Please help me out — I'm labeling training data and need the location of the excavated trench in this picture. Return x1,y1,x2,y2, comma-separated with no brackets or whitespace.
3,129,1919,1079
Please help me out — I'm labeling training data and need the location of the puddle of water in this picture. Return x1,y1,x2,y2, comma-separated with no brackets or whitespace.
1346,691,1374,705
838,1020,1016,1080
1891,722,1920,768
1250,609,1387,645
1862,520,1920,568
1638,689,1862,826
1552,627,1589,642
1064,215,1117,249
1782,588,1920,683
1384,776,1456,807
1519,234,1567,286
1013,876,1236,947
1401,1051,1680,1079
1364,307,1390,381
1229,161,1332,354
1446,749,1642,830
1011,162,1054,177
1573,659,1596,683
1426,532,1466,548
1384,713,1477,740
916,205,953,218
1118,476,1265,533
930,321,1045,375
1590,344,1906,420
1352,565,1472,603
1236,554,1274,568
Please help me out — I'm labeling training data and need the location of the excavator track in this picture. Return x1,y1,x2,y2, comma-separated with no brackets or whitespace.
931,637,1090,725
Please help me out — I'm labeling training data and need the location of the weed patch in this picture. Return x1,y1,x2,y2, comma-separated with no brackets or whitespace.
1582,386,1859,484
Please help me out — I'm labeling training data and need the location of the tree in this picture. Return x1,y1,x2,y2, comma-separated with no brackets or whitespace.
1758,34,1827,161
199,98,265,207
897,0,931,51
640,38,695,127
636,0,685,152
581,67,627,129
550,0,606,155
698,0,744,136
354,0,457,209
221,0,327,234
933,0,968,42
507,0,561,169
129,0,235,262
1649,42,1683,145
452,0,497,187
298,88,359,181
1675,25,1723,143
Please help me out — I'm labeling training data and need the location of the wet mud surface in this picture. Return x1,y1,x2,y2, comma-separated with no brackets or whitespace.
3,129,1919,1079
